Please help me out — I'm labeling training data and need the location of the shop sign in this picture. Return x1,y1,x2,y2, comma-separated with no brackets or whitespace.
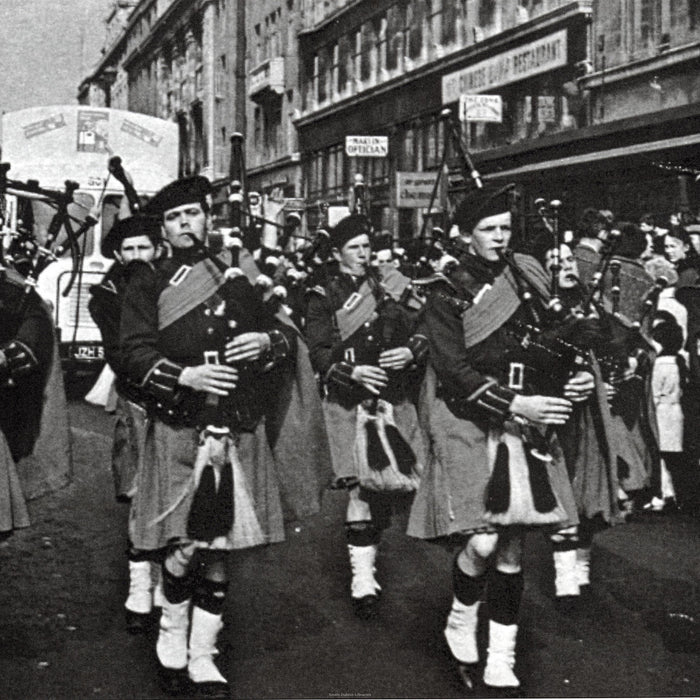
537,96,557,123
442,29,568,103
396,171,441,210
459,94,503,122
345,135,388,157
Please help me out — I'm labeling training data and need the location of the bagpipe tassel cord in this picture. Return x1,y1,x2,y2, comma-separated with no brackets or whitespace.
215,457,234,534
383,423,416,475
485,442,511,514
364,414,391,471
187,431,235,541
187,465,220,540
526,452,558,513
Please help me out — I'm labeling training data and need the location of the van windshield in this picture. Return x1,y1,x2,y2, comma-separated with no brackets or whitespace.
16,192,96,257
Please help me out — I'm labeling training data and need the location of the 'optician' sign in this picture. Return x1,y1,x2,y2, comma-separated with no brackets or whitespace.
345,135,388,157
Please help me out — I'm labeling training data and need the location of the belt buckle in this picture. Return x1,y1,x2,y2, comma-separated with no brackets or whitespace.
508,362,525,391
204,350,220,365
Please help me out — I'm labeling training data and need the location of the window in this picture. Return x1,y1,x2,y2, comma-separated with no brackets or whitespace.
360,21,375,82
639,0,662,46
338,34,351,94
254,106,262,149
192,101,207,172
254,24,262,65
406,0,424,60
317,46,330,102
402,125,416,170
331,41,340,96
386,3,403,71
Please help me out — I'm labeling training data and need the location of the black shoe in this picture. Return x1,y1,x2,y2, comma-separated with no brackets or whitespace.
455,662,479,693
352,594,379,620
482,683,522,698
125,608,152,635
192,679,229,698
157,664,191,697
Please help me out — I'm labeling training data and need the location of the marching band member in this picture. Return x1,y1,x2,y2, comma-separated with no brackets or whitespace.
528,233,620,611
406,184,594,693
120,176,328,696
0,263,72,539
88,215,163,633
305,214,427,620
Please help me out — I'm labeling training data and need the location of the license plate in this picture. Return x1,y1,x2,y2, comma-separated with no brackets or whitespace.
73,345,104,360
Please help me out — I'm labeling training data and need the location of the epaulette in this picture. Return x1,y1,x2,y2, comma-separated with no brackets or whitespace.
306,284,326,297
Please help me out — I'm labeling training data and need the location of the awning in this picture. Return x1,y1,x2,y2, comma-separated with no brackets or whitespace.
485,131,700,179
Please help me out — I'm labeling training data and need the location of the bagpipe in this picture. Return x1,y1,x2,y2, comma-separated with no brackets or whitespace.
0,160,102,315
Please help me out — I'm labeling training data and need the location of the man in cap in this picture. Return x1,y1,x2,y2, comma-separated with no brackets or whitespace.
89,214,163,633
119,175,316,696
407,183,593,693
305,213,428,620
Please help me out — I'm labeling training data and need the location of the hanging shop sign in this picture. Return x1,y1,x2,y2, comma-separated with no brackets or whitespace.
442,29,568,103
459,94,503,122
345,135,388,157
396,171,441,210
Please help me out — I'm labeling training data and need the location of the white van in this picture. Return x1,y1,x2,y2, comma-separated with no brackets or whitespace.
1,105,178,370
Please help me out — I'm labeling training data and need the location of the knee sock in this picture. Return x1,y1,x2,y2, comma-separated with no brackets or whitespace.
487,570,524,626
193,579,229,615
162,564,193,604
345,521,380,547
453,556,487,606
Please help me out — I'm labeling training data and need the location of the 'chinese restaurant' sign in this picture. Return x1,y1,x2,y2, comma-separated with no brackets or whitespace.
442,29,568,103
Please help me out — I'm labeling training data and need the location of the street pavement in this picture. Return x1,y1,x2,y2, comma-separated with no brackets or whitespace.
0,399,698,699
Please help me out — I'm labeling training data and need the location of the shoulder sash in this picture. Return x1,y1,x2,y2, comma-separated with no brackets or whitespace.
158,258,224,331
461,253,549,349
335,279,377,341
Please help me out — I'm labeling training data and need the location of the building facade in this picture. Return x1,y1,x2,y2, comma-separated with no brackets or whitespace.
245,0,303,207
80,0,700,239
297,0,700,238
79,0,245,222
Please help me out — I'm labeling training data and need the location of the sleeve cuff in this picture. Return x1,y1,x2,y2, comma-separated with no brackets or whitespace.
267,329,291,363
407,334,429,364
142,359,184,404
1,340,39,382
474,383,517,419
326,361,355,389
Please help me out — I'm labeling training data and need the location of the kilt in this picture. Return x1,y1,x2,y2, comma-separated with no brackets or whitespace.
0,431,30,535
322,397,426,487
129,418,285,552
407,367,577,541
111,395,148,501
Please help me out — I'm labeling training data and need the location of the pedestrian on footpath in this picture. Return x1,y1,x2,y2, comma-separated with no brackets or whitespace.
88,214,164,633
120,175,328,696
407,184,594,694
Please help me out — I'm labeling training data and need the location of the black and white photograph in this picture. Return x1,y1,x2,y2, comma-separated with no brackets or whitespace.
0,1,699,698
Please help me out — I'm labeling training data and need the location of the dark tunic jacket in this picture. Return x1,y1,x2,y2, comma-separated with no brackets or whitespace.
421,253,579,424
305,271,427,408
88,261,146,405
0,275,55,460
119,247,296,431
